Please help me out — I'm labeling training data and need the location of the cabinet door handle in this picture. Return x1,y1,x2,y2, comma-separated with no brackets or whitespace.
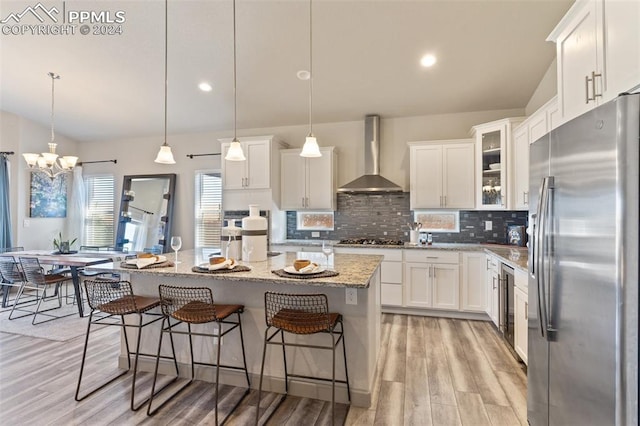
486,258,491,270
585,74,591,104
524,191,529,205
492,276,497,290
525,301,528,320
433,266,436,279
592,71,602,100
443,195,447,207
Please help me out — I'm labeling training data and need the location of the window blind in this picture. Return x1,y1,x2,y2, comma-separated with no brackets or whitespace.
84,175,115,247
195,171,222,249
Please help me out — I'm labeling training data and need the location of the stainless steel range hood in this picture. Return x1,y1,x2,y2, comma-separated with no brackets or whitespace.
337,115,403,193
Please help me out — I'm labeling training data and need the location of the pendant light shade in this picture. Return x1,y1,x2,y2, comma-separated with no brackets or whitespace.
224,0,246,162
154,143,176,164
300,135,321,157
154,0,176,165
300,0,322,158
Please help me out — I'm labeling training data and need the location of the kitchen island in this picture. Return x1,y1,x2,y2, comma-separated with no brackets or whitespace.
88,250,383,407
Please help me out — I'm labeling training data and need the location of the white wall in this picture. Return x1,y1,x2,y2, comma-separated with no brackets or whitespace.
525,59,557,116
0,110,80,250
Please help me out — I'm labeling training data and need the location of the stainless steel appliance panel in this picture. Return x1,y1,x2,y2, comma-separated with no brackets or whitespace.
547,97,618,426
528,134,551,426
528,93,640,426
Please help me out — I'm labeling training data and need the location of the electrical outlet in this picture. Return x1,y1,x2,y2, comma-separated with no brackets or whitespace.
485,220,493,231
23,219,30,227
311,231,320,238
345,288,357,305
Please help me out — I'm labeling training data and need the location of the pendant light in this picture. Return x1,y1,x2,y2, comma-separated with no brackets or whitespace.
23,72,79,179
300,0,322,158
154,0,176,164
224,0,246,162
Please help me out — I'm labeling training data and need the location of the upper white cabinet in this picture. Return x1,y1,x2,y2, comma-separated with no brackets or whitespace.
511,96,558,210
472,118,524,210
548,0,640,124
280,146,337,210
219,136,288,210
220,136,287,190
408,140,475,209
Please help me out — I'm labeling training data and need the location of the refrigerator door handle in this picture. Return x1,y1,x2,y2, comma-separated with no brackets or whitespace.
536,176,553,339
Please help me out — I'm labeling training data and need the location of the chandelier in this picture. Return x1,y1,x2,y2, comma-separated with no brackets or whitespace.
23,72,78,179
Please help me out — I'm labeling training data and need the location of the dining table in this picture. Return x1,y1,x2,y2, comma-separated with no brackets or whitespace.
2,250,125,317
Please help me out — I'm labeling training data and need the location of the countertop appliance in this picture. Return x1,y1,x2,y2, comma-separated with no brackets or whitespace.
528,93,639,425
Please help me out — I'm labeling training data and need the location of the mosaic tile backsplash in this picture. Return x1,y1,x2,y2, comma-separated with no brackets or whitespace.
286,192,528,244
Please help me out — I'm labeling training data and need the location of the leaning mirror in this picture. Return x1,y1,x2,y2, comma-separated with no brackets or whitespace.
115,174,176,253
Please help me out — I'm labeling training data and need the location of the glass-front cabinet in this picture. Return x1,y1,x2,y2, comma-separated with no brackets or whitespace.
473,117,524,210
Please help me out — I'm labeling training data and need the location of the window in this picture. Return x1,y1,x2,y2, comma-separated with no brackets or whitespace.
84,175,115,247
195,171,222,250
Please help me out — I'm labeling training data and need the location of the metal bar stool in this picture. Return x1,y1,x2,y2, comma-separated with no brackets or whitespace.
10,257,74,324
75,279,175,411
255,292,351,426
147,285,251,425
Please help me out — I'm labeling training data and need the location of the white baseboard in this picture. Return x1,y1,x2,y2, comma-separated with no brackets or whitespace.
381,306,491,321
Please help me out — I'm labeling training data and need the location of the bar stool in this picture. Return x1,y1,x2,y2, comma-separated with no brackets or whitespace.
255,292,351,426
75,279,173,411
147,285,251,425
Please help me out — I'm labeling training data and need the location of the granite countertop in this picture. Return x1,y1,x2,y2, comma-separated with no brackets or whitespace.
274,240,529,272
89,250,383,289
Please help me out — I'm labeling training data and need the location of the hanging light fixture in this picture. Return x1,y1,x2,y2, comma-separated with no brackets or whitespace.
23,72,79,178
154,0,176,164
225,0,246,162
300,0,322,158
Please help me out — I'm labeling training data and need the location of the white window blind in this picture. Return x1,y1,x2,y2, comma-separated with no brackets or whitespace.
84,175,115,247
195,171,222,249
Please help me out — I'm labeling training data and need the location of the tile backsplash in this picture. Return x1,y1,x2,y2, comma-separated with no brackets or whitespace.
286,192,528,244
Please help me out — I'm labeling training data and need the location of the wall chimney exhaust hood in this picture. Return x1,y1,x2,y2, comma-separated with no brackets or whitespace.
337,115,403,193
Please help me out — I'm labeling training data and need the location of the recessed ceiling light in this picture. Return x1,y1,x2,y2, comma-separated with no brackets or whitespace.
198,82,213,92
297,70,311,80
420,54,437,68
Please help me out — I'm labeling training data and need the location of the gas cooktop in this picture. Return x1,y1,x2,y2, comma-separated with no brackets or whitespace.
338,238,404,246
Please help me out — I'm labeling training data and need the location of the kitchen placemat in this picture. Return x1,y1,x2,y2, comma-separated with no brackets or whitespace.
191,265,252,274
120,260,174,269
271,269,339,279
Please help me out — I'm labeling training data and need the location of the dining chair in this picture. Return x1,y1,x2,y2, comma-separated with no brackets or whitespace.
0,255,25,308
255,292,351,426
10,257,75,324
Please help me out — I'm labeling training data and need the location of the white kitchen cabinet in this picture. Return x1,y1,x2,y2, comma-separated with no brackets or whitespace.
486,254,500,328
461,252,487,313
334,247,403,307
408,140,475,209
514,270,528,365
548,0,640,124
404,250,459,310
280,147,336,210
473,118,524,210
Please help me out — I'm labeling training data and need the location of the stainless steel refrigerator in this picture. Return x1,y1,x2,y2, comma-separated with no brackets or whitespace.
528,93,639,426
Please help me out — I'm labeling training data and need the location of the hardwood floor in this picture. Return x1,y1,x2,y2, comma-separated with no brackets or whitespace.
0,313,526,425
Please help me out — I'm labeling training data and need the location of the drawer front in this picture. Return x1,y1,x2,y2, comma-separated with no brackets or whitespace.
334,247,402,261
404,250,460,264
381,261,403,284
381,283,403,306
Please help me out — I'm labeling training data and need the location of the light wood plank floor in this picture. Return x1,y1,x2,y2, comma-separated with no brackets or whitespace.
0,313,526,425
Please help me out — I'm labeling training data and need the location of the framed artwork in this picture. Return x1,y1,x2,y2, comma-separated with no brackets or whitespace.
29,172,67,218
296,212,335,231
413,210,460,233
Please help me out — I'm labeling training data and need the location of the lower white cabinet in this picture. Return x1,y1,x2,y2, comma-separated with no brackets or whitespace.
461,252,487,312
404,250,459,310
486,254,500,328
514,269,528,364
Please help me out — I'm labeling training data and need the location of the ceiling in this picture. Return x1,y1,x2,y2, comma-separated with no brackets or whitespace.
0,0,573,143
